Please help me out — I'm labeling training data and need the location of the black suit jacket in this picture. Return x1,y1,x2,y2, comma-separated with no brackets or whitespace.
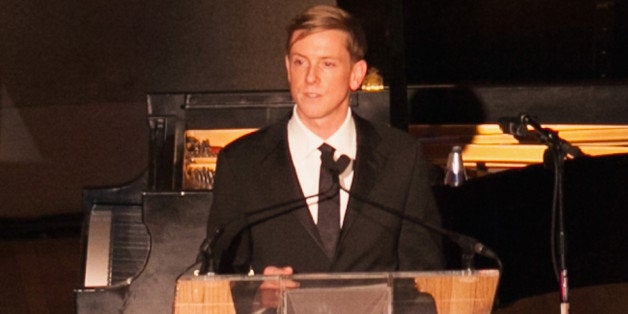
207,112,444,274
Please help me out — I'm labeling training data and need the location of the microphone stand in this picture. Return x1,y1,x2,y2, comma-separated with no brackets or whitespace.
198,227,223,275
517,114,588,314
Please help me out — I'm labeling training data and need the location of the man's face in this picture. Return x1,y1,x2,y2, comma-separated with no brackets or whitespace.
285,29,366,133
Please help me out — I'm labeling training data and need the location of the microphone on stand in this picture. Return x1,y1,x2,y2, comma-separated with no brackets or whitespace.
520,114,587,158
498,112,590,313
498,113,588,158
322,156,503,271
498,115,530,138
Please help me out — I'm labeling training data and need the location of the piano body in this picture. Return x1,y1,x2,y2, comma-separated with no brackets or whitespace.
75,86,627,312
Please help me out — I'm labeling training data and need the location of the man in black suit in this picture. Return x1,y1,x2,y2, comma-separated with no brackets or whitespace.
207,5,444,278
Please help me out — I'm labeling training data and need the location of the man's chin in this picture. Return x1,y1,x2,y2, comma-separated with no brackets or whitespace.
296,108,326,121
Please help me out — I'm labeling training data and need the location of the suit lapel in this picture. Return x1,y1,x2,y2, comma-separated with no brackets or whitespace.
339,114,387,244
257,117,327,255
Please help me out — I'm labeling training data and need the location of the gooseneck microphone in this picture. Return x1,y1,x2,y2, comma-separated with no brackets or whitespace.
198,175,343,275
321,156,503,271
197,227,223,274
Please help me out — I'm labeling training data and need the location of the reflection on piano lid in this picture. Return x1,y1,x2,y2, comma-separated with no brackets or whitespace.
411,124,628,172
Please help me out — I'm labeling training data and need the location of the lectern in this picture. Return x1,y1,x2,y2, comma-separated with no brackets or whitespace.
174,270,499,314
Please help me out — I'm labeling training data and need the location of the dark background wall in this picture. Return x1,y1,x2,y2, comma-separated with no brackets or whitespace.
0,0,329,219
342,0,627,83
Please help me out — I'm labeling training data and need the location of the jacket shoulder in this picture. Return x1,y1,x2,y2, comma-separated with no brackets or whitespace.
219,120,286,157
355,114,420,148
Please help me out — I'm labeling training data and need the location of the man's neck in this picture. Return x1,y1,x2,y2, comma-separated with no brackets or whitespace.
296,109,349,140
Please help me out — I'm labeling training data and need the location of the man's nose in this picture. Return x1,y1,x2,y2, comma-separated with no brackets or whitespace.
306,66,318,83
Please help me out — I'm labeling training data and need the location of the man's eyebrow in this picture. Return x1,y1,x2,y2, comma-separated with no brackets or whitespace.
288,52,307,59
287,53,341,62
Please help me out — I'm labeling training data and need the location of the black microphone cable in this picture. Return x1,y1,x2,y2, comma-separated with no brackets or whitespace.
324,155,503,273
195,174,343,275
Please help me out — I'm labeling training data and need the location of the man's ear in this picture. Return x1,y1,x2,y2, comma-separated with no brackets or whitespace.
349,60,368,91
284,55,292,83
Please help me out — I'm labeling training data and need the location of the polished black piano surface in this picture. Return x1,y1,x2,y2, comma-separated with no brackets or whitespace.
75,88,627,312
435,153,628,304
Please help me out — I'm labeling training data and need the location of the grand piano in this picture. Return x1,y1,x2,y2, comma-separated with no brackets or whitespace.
75,86,627,312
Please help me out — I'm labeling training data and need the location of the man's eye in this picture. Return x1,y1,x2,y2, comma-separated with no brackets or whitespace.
293,59,305,66
323,62,335,67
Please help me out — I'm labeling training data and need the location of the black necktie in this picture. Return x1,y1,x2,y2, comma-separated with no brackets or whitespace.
318,143,340,258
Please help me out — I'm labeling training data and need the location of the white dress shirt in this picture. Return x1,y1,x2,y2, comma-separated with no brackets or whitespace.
287,106,356,227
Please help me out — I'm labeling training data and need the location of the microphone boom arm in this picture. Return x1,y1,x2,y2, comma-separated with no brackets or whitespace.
337,183,503,272
520,114,587,159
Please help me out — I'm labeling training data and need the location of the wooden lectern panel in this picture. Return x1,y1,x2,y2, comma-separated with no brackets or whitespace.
174,279,234,314
414,269,499,314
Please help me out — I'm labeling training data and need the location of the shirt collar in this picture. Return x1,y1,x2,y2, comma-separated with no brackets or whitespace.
288,106,356,162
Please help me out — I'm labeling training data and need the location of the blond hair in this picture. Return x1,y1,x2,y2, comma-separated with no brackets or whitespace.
285,5,367,62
